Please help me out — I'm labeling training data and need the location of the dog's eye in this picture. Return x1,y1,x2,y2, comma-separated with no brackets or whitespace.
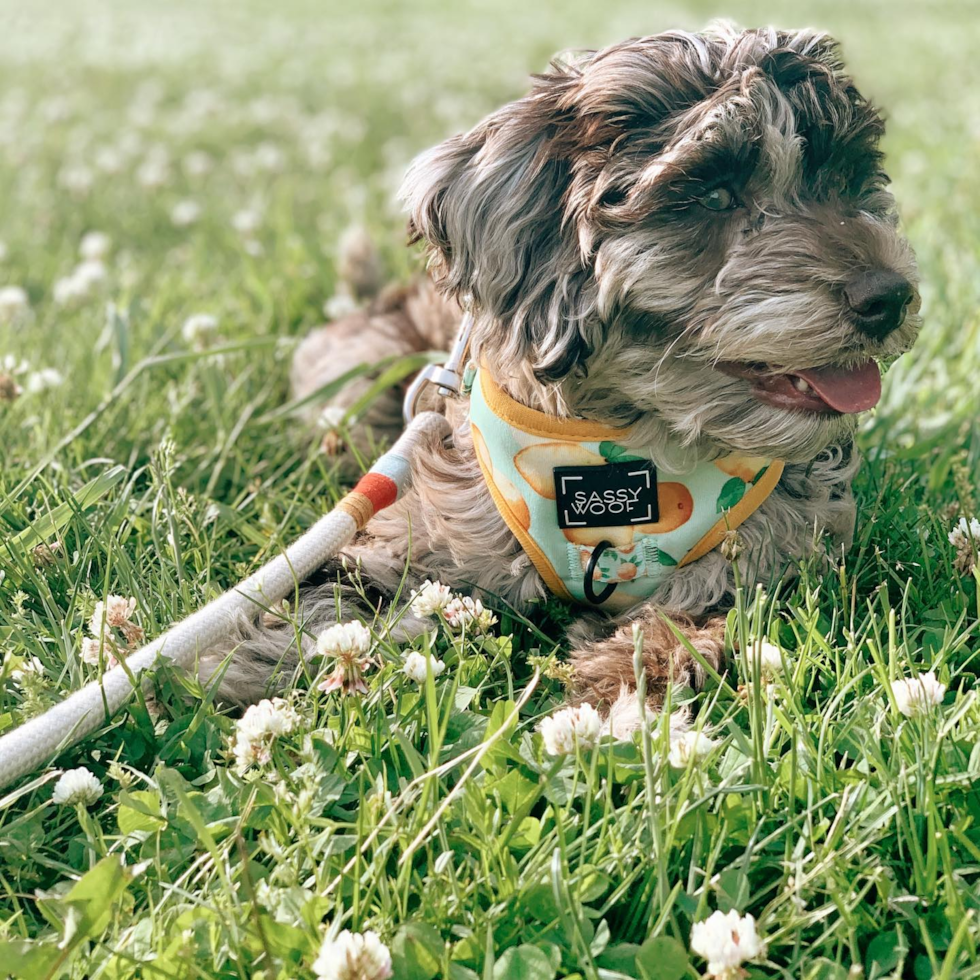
598,186,627,208
697,187,738,211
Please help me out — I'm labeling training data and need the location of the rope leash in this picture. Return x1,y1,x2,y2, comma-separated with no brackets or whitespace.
0,411,451,791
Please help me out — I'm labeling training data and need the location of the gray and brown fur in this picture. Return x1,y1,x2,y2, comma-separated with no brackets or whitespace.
203,25,920,728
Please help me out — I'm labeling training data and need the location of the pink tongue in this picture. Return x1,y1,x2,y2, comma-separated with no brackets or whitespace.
794,361,881,413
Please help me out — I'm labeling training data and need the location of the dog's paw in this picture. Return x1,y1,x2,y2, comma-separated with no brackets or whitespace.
569,608,728,710
676,614,726,688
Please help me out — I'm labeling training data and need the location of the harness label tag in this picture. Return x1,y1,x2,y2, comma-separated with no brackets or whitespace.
553,460,659,529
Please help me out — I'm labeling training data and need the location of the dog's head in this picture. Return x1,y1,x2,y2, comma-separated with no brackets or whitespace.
402,25,920,462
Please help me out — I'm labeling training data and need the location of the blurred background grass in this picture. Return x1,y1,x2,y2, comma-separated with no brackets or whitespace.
1,0,978,463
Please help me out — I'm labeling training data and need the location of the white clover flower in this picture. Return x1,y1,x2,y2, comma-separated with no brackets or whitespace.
720,528,744,562
231,149,258,178
52,767,104,807
1,354,27,374
891,671,946,717
53,261,105,306
948,517,980,576
59,164,94,195
10,655,44,685
75,259,107,287
305,137,333,171
32,540,62,568
409,579,452,617
90,594,137,634
25,368,64,393
42,95,71,122
752,640,784,676
317,621,372,659
323,291,360,321
231,209,261,236
254,142,286,173
691,909,766,979
237,697,301,739
600,692,692,743
318,405,347,431
80,635,121,667
442,595,497,633
403,651,446,683
182,313,219,347
0,285,29,320
81,636,104,665
117,131,143,157
949,516,980,544
318,405,348,455
539,703,602,756
53,274,87,306
79,231,111,260
137,156,171,189
94,146,125,174
0,371,23,402
231,697,301,770
183,150,214,177
312,928,393,980
316,621,374,695
171,199,202,227
668,729,717,769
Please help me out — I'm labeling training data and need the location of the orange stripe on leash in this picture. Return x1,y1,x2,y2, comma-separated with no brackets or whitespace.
355,472,399,512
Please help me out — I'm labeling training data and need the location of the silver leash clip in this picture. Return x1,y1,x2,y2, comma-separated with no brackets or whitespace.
403,310,474,423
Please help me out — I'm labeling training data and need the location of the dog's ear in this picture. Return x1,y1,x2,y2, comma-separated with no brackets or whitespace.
400,66,596,381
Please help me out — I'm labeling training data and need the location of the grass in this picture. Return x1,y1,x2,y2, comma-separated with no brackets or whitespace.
1,0,979,977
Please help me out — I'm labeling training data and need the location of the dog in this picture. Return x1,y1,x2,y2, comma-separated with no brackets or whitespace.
205,24,920,724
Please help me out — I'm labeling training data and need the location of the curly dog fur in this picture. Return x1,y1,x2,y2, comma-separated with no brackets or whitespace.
200,24,920,731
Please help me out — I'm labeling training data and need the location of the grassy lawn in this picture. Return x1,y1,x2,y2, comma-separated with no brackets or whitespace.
1,0,979,977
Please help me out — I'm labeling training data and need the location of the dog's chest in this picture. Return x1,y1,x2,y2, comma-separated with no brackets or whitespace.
467,366,783,609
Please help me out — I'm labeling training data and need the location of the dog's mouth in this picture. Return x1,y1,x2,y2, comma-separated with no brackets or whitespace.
716,360,882,414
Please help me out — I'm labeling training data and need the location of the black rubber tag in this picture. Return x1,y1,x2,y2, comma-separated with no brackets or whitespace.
554,460,659,529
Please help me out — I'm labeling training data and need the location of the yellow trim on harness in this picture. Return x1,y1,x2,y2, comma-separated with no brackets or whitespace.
478,367,631,442
678,458,785,567
471,422,575,602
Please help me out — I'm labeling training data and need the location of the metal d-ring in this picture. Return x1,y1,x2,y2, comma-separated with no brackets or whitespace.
402,311,475,423
583,540,618,605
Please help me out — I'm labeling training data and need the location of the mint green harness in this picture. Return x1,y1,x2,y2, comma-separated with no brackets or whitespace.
467,365,784,609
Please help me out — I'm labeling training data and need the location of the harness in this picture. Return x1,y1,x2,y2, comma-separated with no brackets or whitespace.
408,314,784,609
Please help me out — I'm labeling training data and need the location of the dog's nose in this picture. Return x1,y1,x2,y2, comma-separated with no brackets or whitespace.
844,270,914,340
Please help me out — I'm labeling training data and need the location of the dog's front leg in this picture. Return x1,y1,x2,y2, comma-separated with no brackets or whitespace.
569,608,726,725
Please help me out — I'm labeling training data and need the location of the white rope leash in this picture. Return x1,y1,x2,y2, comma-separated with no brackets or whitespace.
0,411,451,791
